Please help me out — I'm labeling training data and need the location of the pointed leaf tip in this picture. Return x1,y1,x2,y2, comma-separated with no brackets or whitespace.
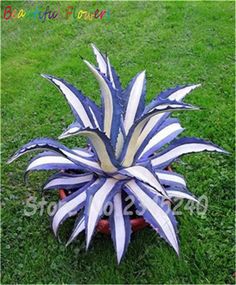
41,74,50,79
7,157,13,164
7,153,18,164
58,133,67,140
221,149,229,154
65,238,73,247
187,104,200,110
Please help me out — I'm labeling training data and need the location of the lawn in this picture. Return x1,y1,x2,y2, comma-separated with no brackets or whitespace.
1,1,235,284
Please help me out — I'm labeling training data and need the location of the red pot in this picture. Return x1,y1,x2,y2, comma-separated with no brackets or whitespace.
58,166,172,234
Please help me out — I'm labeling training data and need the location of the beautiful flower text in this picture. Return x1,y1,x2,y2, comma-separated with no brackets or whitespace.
2,5,110,22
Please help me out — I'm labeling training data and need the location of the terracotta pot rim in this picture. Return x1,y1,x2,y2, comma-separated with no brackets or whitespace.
58,166,172,234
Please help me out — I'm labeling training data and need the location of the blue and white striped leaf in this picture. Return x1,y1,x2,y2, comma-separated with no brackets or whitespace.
106,56,122,91
85,178,124,249
115,130,125,159
151,137,228,169
109,191,131,264
25,151,82,174
91,44,122,92
58,121,82,140
71,147,94,158
52,181,94,236
77,129,118,171
66,213,85,246
120,165,168,198
137,118,184,161
120,102,198,167
41,74,100,129
86,99,102,130
125,180,179,254
145,84,201,113
115,119,126,159
68,128,120,173
122,71,146,134
7,138,103,174
134,112,175,160
166,187,198,202
158,84,201,102
144,182,196,202
44,172,93,190
84,60,122,148
155,170,187,189
91,44,108,75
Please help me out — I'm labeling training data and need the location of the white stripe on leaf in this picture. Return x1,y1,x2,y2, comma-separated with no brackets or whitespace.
91,44,107,75
125,180,179,254
151,141,227,168
44,173,93,190
120,165,168,198
155,170,186,187
41,75,93,128
166,189,198,202
115,127,125,158
76,129,119,173
121,103,198,167
138,122,184,159
26,155,77,172
86,178,120,248
145,84,201,114
123,71,146,134
168,84,201,101
59,148,102,173
52,190,86,236
111,192,128,263
58,122,81,140
84,60,115,139
66,215,85,246
107,56,116,89
72,148,94,158
88,106,100,129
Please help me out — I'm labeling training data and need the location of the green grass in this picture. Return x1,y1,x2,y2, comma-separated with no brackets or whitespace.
1,1,235,284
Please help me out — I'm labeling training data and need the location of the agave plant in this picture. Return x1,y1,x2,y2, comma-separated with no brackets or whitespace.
8,44,227,263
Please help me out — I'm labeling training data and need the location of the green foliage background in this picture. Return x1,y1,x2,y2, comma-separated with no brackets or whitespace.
1,1,235,284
